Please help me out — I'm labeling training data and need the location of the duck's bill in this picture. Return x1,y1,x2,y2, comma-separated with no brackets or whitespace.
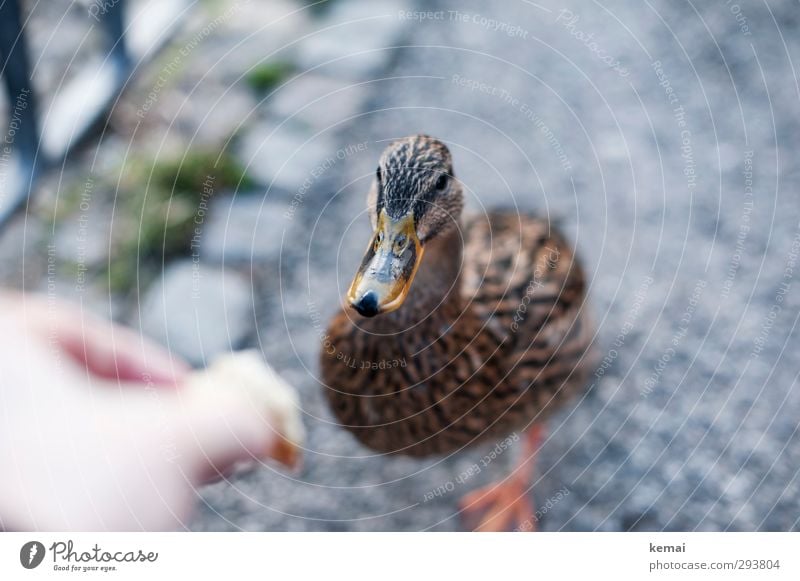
347,211,424,317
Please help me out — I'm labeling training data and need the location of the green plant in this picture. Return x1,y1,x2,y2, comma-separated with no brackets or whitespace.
246,61,293,93
98,148,253,292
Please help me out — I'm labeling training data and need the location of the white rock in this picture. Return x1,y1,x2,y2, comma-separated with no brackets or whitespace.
183,86,256,147
199,194,295,263
139,260,253,365
236,120,333,190
296,0,407,79
270,74,367,132
53,201,113,267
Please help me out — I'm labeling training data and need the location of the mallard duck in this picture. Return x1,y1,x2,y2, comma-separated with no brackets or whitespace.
321,135,594,531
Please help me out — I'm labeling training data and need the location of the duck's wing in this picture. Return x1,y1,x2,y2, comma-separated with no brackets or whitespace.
462,212,595,395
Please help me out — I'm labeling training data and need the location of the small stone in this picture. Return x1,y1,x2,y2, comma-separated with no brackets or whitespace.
139,260,253,366
199,193,295,263
296,0,407,79
53,203,113,268
236,121,333,190
270,74,367,133
184,86,255,147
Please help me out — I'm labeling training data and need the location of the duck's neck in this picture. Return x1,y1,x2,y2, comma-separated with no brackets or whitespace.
364,226,464,332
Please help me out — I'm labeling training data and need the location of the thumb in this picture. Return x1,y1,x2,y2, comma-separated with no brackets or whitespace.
14,292,189,386
169,351,305,483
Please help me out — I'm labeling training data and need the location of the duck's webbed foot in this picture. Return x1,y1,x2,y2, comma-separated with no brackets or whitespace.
458,425,544,532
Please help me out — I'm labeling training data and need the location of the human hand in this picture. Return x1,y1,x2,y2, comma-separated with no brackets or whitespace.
0,292,303,531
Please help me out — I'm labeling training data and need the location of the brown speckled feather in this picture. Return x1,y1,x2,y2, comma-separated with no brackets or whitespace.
322,210,594,457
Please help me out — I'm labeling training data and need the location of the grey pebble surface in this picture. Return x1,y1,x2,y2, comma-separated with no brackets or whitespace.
192,0,800,531
3,0,798,531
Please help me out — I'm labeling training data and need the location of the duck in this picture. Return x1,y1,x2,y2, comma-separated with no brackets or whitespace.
321,135,595,531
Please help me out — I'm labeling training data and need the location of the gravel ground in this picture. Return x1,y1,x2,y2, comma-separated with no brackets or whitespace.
192,0,800,531
4,0,799,531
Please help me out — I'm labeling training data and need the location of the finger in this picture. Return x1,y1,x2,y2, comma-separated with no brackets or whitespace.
7,292,190,385
179,352,305,482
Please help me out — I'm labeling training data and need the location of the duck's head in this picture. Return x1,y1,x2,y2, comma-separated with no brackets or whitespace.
347,135,463,318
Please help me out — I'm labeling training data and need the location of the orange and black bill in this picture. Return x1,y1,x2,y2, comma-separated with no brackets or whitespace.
347,210,423,317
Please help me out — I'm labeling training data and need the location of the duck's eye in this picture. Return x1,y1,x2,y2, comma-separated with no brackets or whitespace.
393,235,407,254
373,230,384,252
435,174,449,191
376,167,382,183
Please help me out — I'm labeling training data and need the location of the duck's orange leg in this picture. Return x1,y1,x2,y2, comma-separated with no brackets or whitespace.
459,425,544,532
